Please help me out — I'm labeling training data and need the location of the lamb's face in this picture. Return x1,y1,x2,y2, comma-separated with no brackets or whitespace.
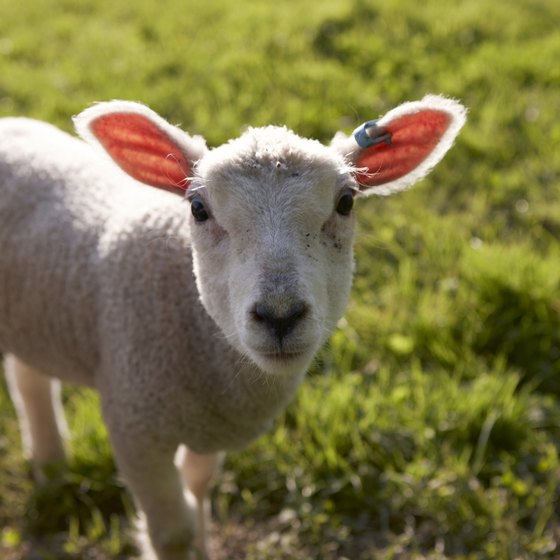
190,127,356,375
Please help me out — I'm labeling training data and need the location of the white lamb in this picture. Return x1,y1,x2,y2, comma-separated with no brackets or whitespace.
0,95,465,559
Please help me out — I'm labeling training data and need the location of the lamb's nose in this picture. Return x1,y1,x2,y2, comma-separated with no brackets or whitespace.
251,301,308,343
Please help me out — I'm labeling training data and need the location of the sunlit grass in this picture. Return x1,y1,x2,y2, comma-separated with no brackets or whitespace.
0,0,559,558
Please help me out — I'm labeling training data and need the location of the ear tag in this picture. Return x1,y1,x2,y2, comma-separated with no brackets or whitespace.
353,119,392,149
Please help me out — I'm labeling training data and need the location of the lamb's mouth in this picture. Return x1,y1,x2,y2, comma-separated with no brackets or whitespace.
249,346,311,363
261,350,306,361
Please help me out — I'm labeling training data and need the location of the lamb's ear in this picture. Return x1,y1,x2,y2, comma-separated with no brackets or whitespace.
74,101,208,195
331,95,466,196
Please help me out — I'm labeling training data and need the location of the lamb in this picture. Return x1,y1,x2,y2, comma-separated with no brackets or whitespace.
0,94,466,559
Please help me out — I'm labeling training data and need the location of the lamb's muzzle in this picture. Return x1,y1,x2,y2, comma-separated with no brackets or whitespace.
251,299,309,345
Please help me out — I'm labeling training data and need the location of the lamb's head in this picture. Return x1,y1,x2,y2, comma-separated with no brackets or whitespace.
75,96,466,375
188,127,357,373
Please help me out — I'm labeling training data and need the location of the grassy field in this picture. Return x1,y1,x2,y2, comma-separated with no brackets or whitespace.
1,0,559,558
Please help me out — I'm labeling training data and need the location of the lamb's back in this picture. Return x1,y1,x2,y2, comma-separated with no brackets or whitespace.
0,118,184,386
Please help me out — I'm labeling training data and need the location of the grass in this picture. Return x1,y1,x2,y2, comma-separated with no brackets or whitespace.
1,0,559,558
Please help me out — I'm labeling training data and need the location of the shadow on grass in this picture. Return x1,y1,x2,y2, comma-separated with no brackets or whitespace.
5,459,135,560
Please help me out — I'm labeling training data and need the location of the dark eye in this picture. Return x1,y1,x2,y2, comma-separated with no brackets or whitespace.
335,191,354,216
190,196,209,222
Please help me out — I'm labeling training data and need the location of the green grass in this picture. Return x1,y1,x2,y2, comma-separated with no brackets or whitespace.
1,0,559,558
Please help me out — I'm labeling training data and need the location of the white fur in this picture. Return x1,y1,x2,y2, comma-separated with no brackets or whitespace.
0,95,465,559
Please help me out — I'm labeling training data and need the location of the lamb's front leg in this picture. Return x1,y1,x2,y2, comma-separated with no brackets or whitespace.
106,426,198,560
177,447,223,558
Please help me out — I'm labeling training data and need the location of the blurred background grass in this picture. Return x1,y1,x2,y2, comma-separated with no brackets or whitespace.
0,0,559,558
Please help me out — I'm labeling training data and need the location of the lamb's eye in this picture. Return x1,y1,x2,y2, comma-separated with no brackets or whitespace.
190,197,209,222
335,191,354,216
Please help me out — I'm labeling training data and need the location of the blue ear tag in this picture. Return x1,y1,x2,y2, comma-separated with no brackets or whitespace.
353,119,392,149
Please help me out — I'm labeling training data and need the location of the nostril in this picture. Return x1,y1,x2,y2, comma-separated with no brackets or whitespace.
250,301,309,342
289,301,308,322
251,303,271,324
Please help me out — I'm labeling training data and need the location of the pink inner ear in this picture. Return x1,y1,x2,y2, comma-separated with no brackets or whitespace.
355,109,451,187
90,113,191,194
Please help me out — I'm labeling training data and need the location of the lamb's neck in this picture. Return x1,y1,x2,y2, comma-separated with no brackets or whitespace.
241,361,306,409
199,345,307,449
222,349,305,413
